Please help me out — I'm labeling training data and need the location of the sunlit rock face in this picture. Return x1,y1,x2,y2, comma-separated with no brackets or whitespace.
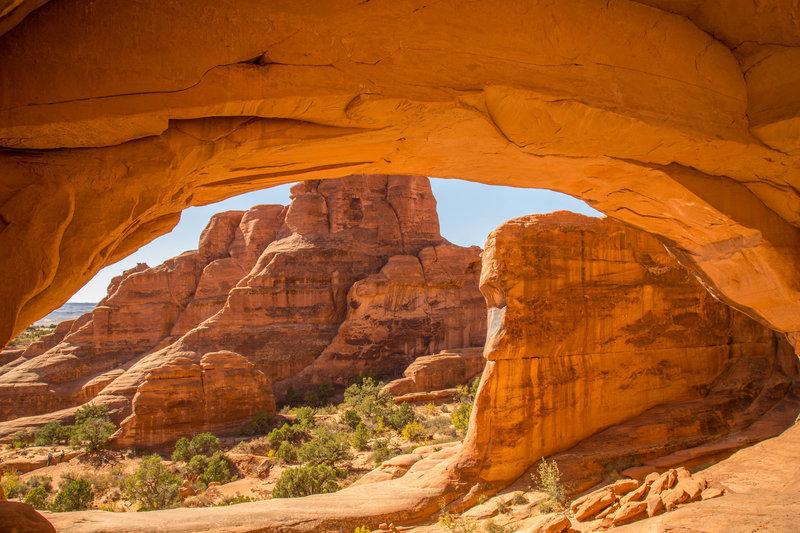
0,175,486,448
0,1,799,355
455,213,799,486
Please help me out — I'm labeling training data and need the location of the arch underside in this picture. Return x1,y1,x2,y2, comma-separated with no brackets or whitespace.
1,1,800,530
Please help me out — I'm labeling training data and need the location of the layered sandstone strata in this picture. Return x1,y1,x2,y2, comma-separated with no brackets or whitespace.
454,212,799,487
44,212,800,533
0,175,486,448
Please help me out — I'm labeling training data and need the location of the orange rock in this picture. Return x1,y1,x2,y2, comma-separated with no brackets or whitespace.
675,477,705,503
519,514,571,533
574,488,615,522
0,501,55,533
383,348,485,396
611,500,648,526
646,493,665,517
596,502,619,520
701,487,724,500
619,482,649,505
612,479,639,496
661,486,690,510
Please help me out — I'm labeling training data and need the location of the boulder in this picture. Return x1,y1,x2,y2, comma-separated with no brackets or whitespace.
611,500,648,526
646,493,665,517
0,501,56,533
574,488,615,522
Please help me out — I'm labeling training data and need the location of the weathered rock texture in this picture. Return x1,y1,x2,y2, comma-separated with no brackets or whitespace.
1,1,799,358
43,212,800,533
383,348,485,397
454,213,799,487
0,175,485,448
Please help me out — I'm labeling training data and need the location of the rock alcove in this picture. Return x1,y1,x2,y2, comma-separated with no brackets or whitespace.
1,1,800,531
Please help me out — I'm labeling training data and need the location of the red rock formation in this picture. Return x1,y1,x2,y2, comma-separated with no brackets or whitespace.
453,212,799,488
112,351,274,449
0,175,486,448
383,348,485,397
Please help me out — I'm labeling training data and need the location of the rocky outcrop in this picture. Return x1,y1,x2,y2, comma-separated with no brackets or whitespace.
112,351,274,449
453,212,799,487
383,348,485,397
0,175,486,447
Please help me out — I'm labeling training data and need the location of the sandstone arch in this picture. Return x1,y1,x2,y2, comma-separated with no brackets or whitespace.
1,0,799,351
2,1,800,530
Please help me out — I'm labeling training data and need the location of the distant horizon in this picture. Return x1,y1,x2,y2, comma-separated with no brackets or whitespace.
67,178,601,303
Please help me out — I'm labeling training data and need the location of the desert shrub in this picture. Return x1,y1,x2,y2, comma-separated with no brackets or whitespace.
202,452,231,485
74,404,111,425
267,423,307,448
370,438,398,465
1,470,23,498
272,464,342,498
316,381,335,405
439,506,478,533
426,402,437,416
11,429,32,449
125,455,181,511
351,423,371,451
352,527,371,533
239,411,275,436
171,432,220,462
20,475,52,495
233,436,271,456
294,406,316,429
390,402,417,431
343,377,393,423
454,376,481,406
342,408,361,429
51,478,93,512
172,437,192,462
508,492,528,506
401,420,425,442
71,417,116,453
284,386,298,406
24,486,49,509
303,389,318,407
187,454,209,477
451,404,472,435
298,428,351,465
85,468,124,495
531,458,566,510
35,421,71,446
275,441,298,463
190,432,220,456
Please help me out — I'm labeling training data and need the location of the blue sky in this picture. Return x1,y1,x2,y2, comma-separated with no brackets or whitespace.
68,178,601,302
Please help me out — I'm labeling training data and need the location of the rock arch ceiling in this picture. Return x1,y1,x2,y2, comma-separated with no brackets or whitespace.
0,0,799,354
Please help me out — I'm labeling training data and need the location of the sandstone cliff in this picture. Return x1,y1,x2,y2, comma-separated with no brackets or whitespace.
0,175,486,448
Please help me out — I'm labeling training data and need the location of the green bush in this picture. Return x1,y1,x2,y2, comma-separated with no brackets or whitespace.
343,408,362,429
267,423,307,448
125,455,181,511
370,438,398,465
21,475,52,495
275,441,298,463
351,423,371,451
202,452,231,485
294,406,316,429
187,454,209,477
71,417,116,453
532,458,566,510
451,404,472,435
35,421,71,446
343,377,393,423
51,478,93,512
171,432,220,462
172,437,192,462
11,429,32,449
316,381,335,405
272,464,342,498
215,494,254,506
284,386,298,406
24,486,49,510
74,404,111,425
239,411,275,436
1,470,22,498
352,527,371,533
390,402,417,431
298,428,351,466
401,420,425,442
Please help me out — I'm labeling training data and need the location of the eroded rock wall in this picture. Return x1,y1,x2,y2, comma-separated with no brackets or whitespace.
0,175,486,448
454,212,798,487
